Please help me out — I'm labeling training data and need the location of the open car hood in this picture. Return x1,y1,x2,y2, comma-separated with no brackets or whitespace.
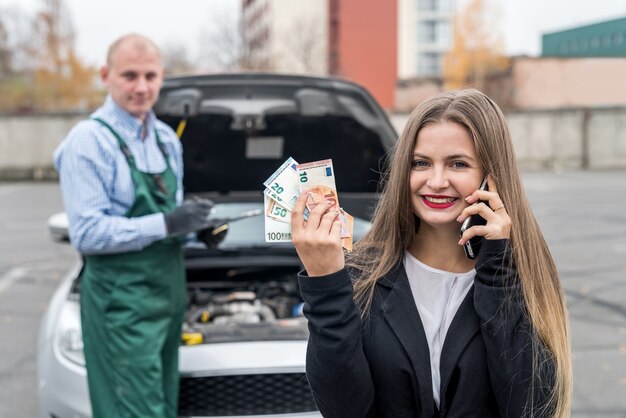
154,73,397,207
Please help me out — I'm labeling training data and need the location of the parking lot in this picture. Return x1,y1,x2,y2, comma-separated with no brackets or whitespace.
0,171,625,418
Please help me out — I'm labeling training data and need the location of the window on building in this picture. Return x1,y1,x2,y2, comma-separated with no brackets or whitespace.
580,38,588,51
418,20,451,46
418,0,452,12
437,21,451,46
419,21,437,43
590,36,600,49
418,0,437,11
602,34,611,47
418,52,441,76
614,32,624,46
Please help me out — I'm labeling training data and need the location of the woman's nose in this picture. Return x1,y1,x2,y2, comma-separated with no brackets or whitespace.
427,170,449,190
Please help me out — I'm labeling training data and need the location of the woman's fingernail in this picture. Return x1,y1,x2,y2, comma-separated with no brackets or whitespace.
458,238,464,245
456,216,462,222
465,196,474,202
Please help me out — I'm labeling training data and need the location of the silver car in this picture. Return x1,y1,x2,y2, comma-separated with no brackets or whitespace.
38,73,396,418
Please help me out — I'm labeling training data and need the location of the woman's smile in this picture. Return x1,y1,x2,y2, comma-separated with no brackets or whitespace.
421,194,458,209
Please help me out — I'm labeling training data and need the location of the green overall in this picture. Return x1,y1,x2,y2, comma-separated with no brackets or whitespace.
80,118,186,418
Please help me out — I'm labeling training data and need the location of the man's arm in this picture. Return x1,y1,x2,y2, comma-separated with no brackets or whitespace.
55,121,167,254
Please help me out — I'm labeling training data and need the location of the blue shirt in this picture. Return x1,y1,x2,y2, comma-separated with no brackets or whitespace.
54,95,183,255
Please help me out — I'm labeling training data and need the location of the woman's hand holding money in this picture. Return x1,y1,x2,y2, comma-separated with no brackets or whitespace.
291,191,345,277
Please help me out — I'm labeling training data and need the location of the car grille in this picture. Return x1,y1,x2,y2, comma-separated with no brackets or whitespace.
178,372,318,416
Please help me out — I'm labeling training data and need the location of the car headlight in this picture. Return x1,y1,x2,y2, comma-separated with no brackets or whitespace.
54,300,85,367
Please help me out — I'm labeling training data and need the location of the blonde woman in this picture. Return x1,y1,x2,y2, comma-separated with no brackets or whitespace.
291,89,571,417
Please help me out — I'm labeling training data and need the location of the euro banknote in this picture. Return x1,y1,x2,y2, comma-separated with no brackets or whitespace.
263,157,353,249
262,156,300,210
296,159,350,238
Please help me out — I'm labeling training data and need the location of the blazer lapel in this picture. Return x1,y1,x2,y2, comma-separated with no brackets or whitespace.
438,286,481,408
378,263,435,417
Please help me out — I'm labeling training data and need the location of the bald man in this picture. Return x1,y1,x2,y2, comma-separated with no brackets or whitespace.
54,33,212,417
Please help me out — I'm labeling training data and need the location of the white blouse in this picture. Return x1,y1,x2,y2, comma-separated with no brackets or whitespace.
403,251,476,408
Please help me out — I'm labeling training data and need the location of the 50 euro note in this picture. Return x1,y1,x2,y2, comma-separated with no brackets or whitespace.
265,197,290,224
264,194,292,242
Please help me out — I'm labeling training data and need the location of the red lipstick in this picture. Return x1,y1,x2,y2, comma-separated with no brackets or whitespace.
421,195,457,209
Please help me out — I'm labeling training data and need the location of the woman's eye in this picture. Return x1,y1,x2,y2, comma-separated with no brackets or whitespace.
451,161,469,168
411,160,429,168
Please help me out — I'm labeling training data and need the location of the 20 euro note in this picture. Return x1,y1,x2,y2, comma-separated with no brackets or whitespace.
296,159,350,238
263,156,300,210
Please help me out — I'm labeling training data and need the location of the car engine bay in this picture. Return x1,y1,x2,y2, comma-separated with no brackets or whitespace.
182,266,309,344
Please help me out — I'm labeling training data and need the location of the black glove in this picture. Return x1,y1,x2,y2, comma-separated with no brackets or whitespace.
164,198,213,237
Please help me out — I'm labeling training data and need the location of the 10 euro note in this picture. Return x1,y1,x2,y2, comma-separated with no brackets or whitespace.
297,159,350,238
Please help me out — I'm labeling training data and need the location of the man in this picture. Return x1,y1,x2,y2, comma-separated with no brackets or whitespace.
54,33,211,418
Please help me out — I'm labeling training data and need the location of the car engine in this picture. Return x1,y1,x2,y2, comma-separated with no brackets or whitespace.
182,267,309,344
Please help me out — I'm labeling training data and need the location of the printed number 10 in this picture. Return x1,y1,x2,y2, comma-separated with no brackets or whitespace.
299,171,308,183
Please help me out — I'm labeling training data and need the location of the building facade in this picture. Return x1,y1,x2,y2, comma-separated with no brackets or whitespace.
542,15,626,57
241,0,456,109
398,0,456,79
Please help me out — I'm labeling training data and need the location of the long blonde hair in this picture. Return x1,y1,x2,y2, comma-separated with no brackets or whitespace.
348,89,571,417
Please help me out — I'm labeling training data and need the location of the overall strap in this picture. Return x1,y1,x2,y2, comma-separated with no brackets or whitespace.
92,117,136,166
92,116,171,164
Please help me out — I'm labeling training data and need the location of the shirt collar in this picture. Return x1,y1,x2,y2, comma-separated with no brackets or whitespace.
93,95,156,141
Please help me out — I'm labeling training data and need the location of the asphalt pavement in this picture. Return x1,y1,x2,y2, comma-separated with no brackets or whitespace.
0,172,624,418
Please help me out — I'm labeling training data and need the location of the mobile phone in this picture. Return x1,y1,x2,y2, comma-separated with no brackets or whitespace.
460,177,488,259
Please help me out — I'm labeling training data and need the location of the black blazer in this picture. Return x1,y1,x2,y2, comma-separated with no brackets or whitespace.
298,239,554,418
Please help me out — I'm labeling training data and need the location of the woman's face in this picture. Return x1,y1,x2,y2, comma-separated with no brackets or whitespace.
409,121,484,229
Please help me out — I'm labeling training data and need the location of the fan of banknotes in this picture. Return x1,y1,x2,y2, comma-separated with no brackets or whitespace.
263,157,354,251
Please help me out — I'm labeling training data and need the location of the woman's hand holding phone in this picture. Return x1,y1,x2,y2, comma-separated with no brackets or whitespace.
457,175,511,258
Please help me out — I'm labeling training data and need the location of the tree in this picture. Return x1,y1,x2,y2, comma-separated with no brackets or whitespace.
0,0,102,112
30,0,101,111
443,0,510,91
280,16,326,74
0,6,37,111
162,43,197,76
198,10,270,72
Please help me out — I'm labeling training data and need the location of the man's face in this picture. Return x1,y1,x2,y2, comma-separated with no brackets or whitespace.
101,42,164,121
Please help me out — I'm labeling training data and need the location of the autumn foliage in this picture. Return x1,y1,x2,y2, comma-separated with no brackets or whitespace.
443,0,510,91
0,0,103,113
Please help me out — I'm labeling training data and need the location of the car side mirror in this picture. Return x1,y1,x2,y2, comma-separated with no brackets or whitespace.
48,212,70,243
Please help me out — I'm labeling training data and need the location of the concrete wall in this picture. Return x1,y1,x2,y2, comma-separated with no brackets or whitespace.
1,107,626,180
512,57,626,109
0,114,84,179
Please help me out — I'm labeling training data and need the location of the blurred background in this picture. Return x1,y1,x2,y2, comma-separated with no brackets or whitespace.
0,0,625,417
1,0,626,175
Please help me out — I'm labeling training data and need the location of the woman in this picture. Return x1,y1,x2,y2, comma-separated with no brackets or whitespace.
291,89,571,417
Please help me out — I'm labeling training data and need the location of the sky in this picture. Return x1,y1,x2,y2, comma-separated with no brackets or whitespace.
2,0,626,67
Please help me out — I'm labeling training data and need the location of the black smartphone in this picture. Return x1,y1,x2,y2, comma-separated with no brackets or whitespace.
459,177,488,259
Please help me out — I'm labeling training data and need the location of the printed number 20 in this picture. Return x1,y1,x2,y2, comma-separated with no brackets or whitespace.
271,183,284,194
